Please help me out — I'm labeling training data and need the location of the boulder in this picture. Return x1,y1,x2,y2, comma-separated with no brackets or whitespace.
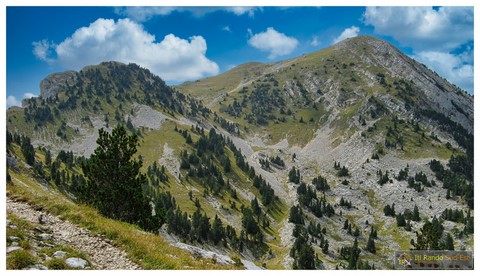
6,246,22,253
8,236,21,242
65,257,88,269
53,251,67,259
38,233,53,240
27,264,48,270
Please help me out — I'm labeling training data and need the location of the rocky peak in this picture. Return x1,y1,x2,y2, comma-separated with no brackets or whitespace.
333,36,473,131
40,71,78,99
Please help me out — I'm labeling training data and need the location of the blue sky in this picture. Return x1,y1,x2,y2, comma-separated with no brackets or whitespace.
6,6,474,107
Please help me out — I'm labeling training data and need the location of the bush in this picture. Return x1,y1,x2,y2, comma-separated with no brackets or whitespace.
7,250,36,269
45,258,67,270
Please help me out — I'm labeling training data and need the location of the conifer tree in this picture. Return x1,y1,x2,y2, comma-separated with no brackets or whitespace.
211,215,225,245
81,126,159,231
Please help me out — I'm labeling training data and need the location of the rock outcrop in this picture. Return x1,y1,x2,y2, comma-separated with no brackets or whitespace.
40,71,78,99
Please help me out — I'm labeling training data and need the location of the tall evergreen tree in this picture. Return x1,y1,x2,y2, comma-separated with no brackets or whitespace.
81,126,159,231
210,215,225,245
444,233,454,250
251,197,261,216
413,205,420,221
21,136,35,166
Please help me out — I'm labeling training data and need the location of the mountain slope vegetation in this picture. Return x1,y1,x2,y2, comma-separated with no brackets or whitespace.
7,36,473,270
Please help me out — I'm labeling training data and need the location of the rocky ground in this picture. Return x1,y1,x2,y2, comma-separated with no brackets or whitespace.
6,197,140,270
158,225,262,270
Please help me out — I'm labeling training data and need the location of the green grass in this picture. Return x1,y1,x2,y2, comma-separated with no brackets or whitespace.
45,258,68,270
136,120,185,166
362,116,456,160
262,106,327,147
380,222,414,251
7,250,36,270
365,189,379,210
176,62,270,104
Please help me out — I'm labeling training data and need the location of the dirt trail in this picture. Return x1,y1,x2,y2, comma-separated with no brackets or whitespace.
6,197,140,270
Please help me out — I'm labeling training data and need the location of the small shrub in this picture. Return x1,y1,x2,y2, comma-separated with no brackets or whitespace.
7,250,36,269
46,258,67,270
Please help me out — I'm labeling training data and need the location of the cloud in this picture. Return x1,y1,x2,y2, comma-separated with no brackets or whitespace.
413,51,473,93
33,18,219,83
363,7,473,93
32,39,55,63
24,93,37,99
6,93,38,108
248,27,298,59
333,26,359,44
221,25,232,33
116,7,259,22
310,36,320,47
6,96,20,108
363,7,473,51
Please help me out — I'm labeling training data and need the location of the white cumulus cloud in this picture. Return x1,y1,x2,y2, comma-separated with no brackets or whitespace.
32,39,55,63
248,27,298,59
363,7,473,52
116,7,259,22
32,18,219,83
6,96,20,108
333,26,360,44
413,51,473,93
6,93,38,108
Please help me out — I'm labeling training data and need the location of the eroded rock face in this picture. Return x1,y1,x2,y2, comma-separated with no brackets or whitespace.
40,71,78,99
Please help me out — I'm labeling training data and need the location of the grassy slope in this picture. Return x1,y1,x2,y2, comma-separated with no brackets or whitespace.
177,62,270,104
136,122,290,268
6,150,233,270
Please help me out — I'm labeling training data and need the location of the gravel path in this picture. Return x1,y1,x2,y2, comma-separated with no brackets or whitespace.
6,197,140,270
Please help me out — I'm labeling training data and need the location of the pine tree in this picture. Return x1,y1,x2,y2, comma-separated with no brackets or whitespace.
251,197,261,216
366,229,376,253
347,238,360,269
289,166,300,184
396,213,406,227
444,233,454,250
242,208,260,240
413,216,444,250
289,205,304,225
81,126,159,231
210,215,225,245
322,239,329,254
21,136,35,166
45,150,52,166
291,236,316,269
353,227,360,237
413,205,420,221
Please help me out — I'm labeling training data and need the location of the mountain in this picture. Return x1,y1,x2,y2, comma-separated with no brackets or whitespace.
6,36,474,270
